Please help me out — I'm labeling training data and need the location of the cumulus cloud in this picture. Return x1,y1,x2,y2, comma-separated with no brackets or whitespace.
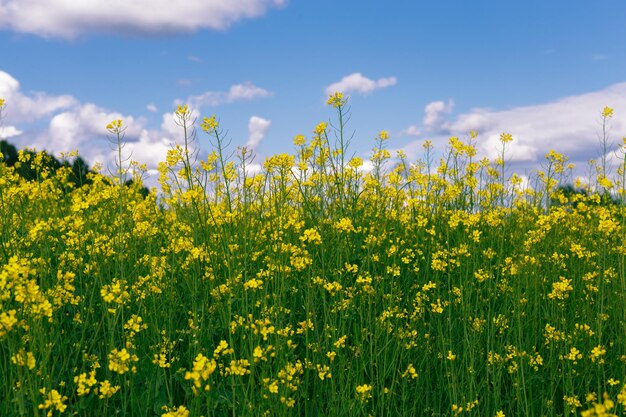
325,73,397,96
0,70,182,177
400,125,421,137
43,103,143,151
398,100,453,139
122,130,175,170
400,83,626,171
0,125,22,139
0,0,287,39
186,82,271,109
246,116,271,150
0,71,77,123
423,99,454,131
1,66,321,181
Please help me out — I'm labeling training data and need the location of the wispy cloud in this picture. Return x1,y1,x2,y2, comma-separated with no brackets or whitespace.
0,0,287,39
325,73,397,96
590,53,608,61
185,82,272,109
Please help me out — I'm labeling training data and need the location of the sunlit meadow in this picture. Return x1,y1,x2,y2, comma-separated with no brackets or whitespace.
1,94,626,417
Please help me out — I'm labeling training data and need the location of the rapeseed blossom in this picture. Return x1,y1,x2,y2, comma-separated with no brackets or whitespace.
356,384,373,402
1,98,625,416
327,91,346,108
38,389,68,416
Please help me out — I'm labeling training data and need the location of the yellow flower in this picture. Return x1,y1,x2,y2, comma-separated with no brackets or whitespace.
355,384,373,402
334,217,356,233
347,156,363,169
106,119,123,133
327,91,346,108
313,122,327,136
201,115,218,132
213,340,233,358
300,228,322,245
123,314,147,334
175,104,189,117
316,364,332,380
602,106,614,118
74,370,98,396
500,132,513,143
0,97,5,107
11,349,36,370
280,396,296,407
244,278,263,290
153,353,171,368
96,380,120,399
108,348,137,374
161,405,190,417
185,353,217,393
226,359,251,376
265,379,279,394
293,134,306,146
580,392,616,417
548,277,573,301
38,388,68,415
401,363,418,379
590,345,606,364
334,335,347,349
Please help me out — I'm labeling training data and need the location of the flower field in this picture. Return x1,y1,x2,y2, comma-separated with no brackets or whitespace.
2,95,626,416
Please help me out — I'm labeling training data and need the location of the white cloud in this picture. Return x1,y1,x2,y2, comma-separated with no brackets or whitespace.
228,83,271,101
186,82,271,109
359,160,375,174
146,103,158,113
423,99,454,131
0,0,287,39
400,82,626,171
47,104,143,147
325,73,397,96
400,125,421,137
0,71,77,123
40,104,148,172
0,125,22,139
122,130,174,170
0,70,180,174
245,163,263,175
246,116,271,149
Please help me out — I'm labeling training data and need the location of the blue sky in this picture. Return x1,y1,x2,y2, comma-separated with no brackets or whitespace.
1,0,625,180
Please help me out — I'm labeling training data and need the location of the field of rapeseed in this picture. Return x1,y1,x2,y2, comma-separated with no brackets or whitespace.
1,95,626,416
